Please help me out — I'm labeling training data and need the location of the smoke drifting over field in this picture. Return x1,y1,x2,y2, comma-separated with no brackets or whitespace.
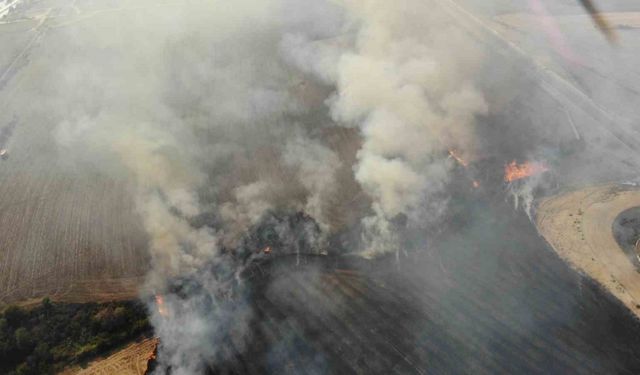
30,0,640,373
319,1,488,255
48,0,488,370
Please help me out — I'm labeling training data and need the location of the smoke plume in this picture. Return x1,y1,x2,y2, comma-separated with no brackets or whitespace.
40,0,640,372
43,0,493,371
284,0,488,255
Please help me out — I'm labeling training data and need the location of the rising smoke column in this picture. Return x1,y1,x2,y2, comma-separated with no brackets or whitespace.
284,0,488,255
50,1,346,373
50,0,492,372
136,0,489,369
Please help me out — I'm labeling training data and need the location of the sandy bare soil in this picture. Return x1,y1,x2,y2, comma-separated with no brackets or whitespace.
61,337,158,375
536,184,640,318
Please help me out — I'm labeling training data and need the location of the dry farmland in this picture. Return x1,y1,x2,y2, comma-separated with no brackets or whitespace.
0,168,149,305
0,2,364,306
0,2,157,305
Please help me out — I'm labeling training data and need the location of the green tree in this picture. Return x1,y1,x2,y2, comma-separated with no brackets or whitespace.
41,297,51,310
3,306,25,326
0,337,9,359
15,362,32,375
34,342,50,360
14,328,32,351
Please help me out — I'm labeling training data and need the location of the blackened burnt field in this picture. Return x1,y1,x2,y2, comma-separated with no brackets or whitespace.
202,195,640,375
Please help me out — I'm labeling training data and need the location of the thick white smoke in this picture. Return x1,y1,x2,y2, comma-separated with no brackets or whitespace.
285,0,488,255
48,1,345,372
47,0,492,372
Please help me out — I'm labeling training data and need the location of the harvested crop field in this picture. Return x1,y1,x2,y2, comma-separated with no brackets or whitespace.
0,2,164,306
0,167,149,305
63,337,159,375
536,184,640,318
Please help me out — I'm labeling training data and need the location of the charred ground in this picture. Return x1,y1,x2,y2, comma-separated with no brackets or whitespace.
150,182,640,375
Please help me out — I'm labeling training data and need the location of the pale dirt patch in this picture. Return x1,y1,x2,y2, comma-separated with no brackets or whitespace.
536,184,640,318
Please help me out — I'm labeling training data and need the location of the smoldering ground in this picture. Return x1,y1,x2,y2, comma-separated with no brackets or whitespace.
4,0,640,373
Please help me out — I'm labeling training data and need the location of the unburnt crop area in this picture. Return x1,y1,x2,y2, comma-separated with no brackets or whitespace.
0,299,150,375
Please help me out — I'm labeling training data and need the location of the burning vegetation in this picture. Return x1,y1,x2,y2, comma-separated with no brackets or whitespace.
449,149,549,190
504,160,550,183
2,0,626,372
155,295,168,318
448,149,469,168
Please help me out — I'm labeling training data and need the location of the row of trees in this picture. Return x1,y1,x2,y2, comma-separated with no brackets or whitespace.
0,298,151,374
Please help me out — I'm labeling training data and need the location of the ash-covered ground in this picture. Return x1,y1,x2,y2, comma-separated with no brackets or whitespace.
155,188,640,374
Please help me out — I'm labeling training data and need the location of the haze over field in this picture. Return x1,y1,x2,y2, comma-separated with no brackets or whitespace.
3,0,640,374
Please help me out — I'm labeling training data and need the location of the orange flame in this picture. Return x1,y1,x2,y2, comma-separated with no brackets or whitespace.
155,295,168,317
448,149,468,168
504,160,549,182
